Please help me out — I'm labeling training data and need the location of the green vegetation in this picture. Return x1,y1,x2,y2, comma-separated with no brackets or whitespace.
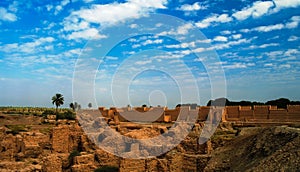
69,102,82,111
0,106,76,121
1,107,53,116
56,110,76,120
5,124,29,135
68,150,81,161
94,166,119,172
42,109,56,117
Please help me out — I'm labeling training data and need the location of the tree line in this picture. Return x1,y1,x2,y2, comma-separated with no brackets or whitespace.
207,98,300,109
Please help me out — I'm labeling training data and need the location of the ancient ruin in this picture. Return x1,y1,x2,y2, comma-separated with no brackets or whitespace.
0,104,300,171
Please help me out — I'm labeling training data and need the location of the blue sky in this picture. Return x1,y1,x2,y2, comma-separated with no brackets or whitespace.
0,0,299,108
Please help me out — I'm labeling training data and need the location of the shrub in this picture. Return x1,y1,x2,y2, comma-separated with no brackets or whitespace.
68,150,80,161
56,110,76,120
42,109,55,117
5,125,28,135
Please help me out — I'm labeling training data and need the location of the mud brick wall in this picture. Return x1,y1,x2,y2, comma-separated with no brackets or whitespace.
99,105,300,123
239,109,253,120
165,109,179,122
287,105,300,121
269,109,287,120
166,152,183,172
98,107,108,117
253,105,270,119
73,153,94,165
119,159,146,172
42,155,62,172
287,105,300,112
145,158,159,172
52,126,69,153
145,158,170,172
240,106,252,110
95,149,120,167
198,106,210,121
182,154,212,172
196,155,211,171
182,154,198,171
226,106,239,119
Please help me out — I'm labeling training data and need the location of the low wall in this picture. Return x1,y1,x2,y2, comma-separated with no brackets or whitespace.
97,105,300,123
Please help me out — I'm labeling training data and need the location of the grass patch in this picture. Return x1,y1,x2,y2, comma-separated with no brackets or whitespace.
39,126,52,134
5,124,29,135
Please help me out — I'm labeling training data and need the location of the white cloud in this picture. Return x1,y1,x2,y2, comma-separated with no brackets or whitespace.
135,59,152,65
288,36,299,42
157,23,194,36
63,48,82,57
232,34,242,39
213,36,228,42
66,28,107,40
194,57,205,62
221,30,232,35
285,16,300,29
63,20,90,31
166,41,196,49
68,0,167,25
105,56,118,60
0,37,55,53
142,39,163,46
279,64,291,69
284,49,299,56
259,43,279,48
247,43,279,50
254,23,285,32
177,2,206,11
223,63,248,69
129,24,138,28
188,38,250,53
0,7,17,22
54,0,70,15
240,16,300,33
264,63,273,67
8,1,19,12
232,1,274,21
213,38,250,50
177,23,193,35
46,5,53,11
195,14,232,29
231,0,300,22
272,0,300,12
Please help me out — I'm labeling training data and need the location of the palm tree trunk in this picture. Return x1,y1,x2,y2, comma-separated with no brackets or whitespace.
55,106,58,121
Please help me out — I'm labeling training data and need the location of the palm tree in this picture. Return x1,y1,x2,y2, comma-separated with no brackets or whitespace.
88,103,92,109
70,102,75,111
52,93,64,115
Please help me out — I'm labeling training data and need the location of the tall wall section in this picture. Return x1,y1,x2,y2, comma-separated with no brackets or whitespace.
98,105,300,123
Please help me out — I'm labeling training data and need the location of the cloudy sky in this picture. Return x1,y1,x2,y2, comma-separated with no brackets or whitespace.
0,0,299,108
